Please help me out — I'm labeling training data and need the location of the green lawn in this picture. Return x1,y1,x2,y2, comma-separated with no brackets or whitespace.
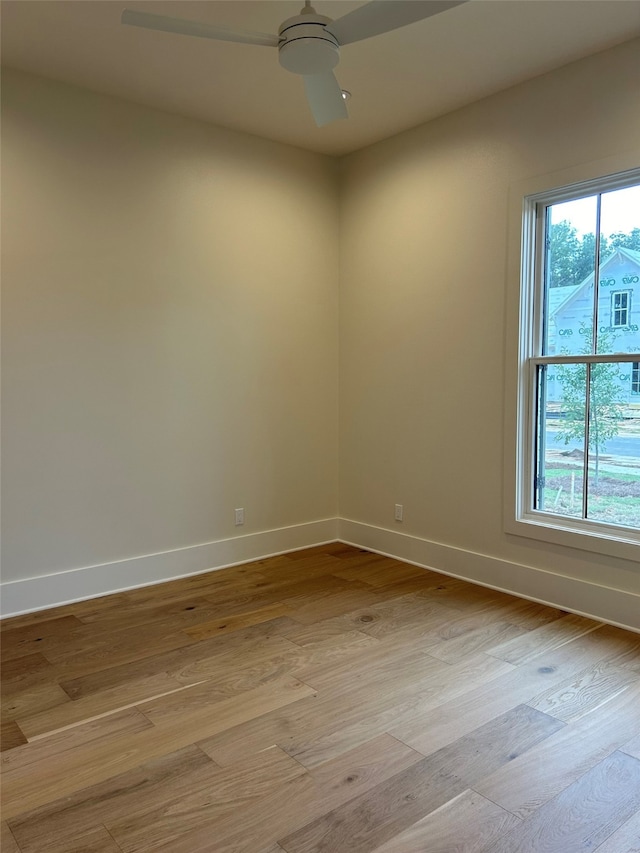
541,465,640,527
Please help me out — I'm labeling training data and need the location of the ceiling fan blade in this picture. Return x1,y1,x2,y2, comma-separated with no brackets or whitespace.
327,0,466,45
121,9,280,48
303,72,348,127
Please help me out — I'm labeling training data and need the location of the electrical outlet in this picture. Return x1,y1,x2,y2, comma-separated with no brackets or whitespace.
394,504,403,522
235,508,245,526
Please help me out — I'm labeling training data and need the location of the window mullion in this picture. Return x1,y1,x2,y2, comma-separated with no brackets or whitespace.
592,194,602,353
582,362,592,520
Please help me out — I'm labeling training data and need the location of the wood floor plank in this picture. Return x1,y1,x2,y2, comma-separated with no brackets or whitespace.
279,592,460,647
184,602,293,640
295,633,443,693
621,732,640,761
287,630,381,675
20,826,123,853
59,625,297,697
0,596,131,632
41,624,195,672
368,789,521,853
1,652,55,690
597,625,640,673
287,654,515,769
15,826,115,853
388,626,613,757
1,682,71,723
330,556,438,587
18,673,192,740
286,585,383,626
201,650,511,768
416,579,523,614
593,808,640,852
1,821,21,853
2,708,153,774
153,733,424,853
351,594,464,642
484,598,568,630
357,604,529,650
479,751,640,853
279,704,563,853
243,555,344,586
1,616,85,662
76,594,228,634
106,746,305,853
475,681,640,819
7,745,214,852
528,659,639,722
1,676,315,819
1,721,28,752
486,613,603,665
428,620,526,664
356,595,468,642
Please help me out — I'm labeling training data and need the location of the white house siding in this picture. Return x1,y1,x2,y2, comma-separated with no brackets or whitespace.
547,248,640,405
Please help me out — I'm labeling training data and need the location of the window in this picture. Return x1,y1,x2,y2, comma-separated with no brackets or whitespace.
514,169,640,550
611,291,631,327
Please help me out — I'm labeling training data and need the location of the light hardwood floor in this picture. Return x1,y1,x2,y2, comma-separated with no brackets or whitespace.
2,543,640,852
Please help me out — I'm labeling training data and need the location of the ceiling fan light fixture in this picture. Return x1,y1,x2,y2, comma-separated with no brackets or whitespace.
279,37,339,75
278,10,340,76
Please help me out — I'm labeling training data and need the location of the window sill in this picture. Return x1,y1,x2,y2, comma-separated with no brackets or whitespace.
506,512,640,563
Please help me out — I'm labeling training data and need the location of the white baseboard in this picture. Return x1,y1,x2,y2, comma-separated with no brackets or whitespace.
339,519,640,633
3,516,638,633
0,519,339,618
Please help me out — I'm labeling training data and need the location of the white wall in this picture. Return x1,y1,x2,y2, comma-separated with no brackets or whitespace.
339,39,640,616
1,70,339,599
3,40,640,623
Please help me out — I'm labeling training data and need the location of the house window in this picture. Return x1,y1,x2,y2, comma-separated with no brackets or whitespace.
611,291,631,327
515,170,640,550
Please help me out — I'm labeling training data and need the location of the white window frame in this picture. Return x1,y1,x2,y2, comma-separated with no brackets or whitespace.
611,290,631,328
632,362,640,396
504,158,640,561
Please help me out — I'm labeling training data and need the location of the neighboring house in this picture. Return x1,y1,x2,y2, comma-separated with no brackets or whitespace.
547,246,640,404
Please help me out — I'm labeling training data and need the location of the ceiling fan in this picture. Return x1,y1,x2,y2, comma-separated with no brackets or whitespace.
121,1,466,127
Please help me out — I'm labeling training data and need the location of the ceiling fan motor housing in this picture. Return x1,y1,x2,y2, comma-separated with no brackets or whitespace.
278,11,339,76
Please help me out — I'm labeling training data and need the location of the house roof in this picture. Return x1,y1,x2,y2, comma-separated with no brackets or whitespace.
550,246,640,317
621,246,640,265
548,284,582,317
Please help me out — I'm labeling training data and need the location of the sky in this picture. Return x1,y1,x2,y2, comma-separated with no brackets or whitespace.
550,183,640,237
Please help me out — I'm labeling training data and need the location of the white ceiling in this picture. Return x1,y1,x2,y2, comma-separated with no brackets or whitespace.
2,0,639,156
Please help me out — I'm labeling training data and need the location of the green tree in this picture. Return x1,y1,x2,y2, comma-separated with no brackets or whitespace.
609,227,640,252
548,221,612,288
548,220,583,287
549,221,640,290
556,330,624,487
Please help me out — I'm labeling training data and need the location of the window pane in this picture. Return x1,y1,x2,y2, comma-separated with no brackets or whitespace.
544,197,597,356
535,364,585,518
586,362,640,529
596,183,640,355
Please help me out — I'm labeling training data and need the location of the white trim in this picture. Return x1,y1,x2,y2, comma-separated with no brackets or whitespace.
338,519,640,633
0,519,339,618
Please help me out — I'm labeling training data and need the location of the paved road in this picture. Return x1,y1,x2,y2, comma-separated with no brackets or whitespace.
546,428,640,459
